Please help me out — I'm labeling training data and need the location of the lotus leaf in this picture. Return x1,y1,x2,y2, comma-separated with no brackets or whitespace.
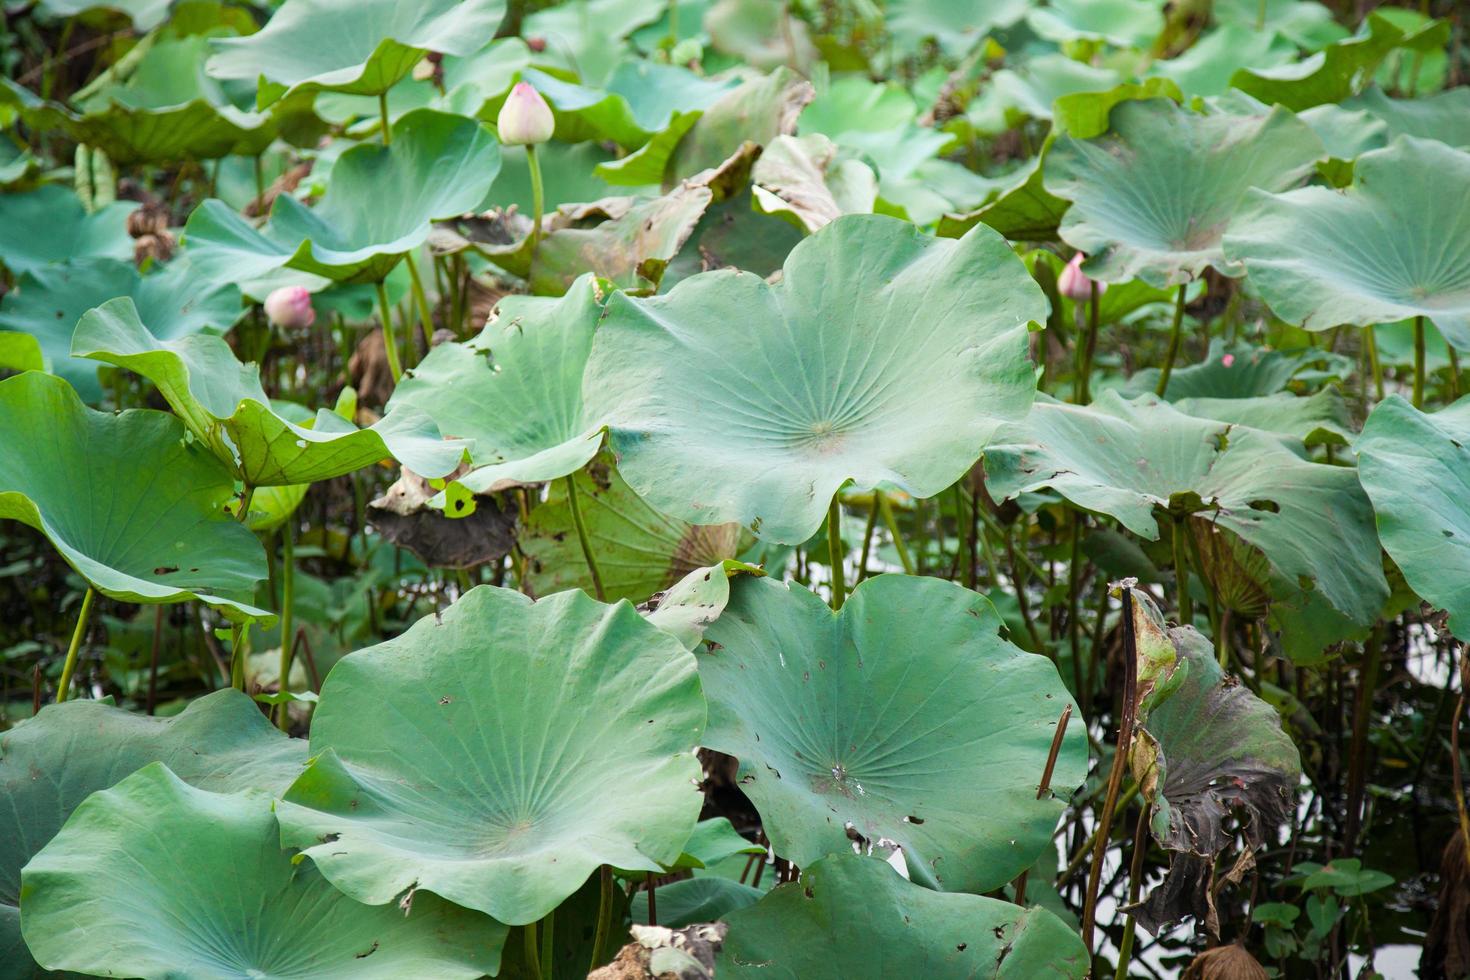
0,371,268,619
1025,0,1165,48
206,0,506,108
0,184,136,277
984,393,1388,656
20,763,506,978
586,214,1044,543
275,585,706,925
184,108,500,284
1,690,305,979
73,297,462,487
631,877,763,928
1044,99,1324,287
698,574,1085,892
1223,137,1470,346
717,853,1090,978
884,0,1029,56
751,134,877,233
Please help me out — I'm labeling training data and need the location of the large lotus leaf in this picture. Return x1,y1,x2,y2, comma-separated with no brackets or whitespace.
984,393,1388,652
522,457,743,603
1338,85,1470,148
184,109,500,284
1223,137,1470,347
1125,593,1302,934
0,185,135,277
1043,99,1324,287
1355,396,1470,637
0,256,241,401
21,764,505,979
1229,12,1434,111
718,853,1089,978
751,134,877,234
388,278,604,489
699,574,1085,893
1126,339,1345,400
0,372,268,619
1025,0,1164,48
599,67,811,188
798,76,917,140
275,586,706,926
585,214,1044,543
206,0,505,108
0,690,305,980
1172,388,1353,451
72,298,461,486
449,184,712,296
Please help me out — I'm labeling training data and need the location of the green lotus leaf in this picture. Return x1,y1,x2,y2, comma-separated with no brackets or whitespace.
675,817,765,870
521,0,667,88
718,853,1090,978
660,190,805,289
705,0,819,73
966,54,1121,133
388,277,606,489
1338,84,1470,148
1125,592,1302,934
1212,0,1345,48
1149,25,1297,97
1355,396,1470,637
936,154,1069,242
206,0,506,109
0,185,136,277
751,134,877,234
1025,0,1165,48
0,256,242,401
21,763,505,979
0,138,39,188
599,67,811,188
184,108,500,284
0,689,304,979
585,214,1044,543
798,76,917,140
984,393,1388,657
449,184,712,296
0,372,268,619
699,574,1085,892
522,457,743,604
1172,388,1353,451
644,560,763,651
1229,12,1433,111
884,0,1030,56
489,141,634,216
1125,339,1346,399
1223,137,1470,346
816,122,998,228
630,877,764,928
73,297,462,487
0,333,43,373
1044,99,1324,287
275,585,706,925
35,0,172,28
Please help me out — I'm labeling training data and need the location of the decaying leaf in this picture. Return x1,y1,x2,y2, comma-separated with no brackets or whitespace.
589,923,725,980
1181,942,1269,980
368,466,518,570
1125,592,1302,935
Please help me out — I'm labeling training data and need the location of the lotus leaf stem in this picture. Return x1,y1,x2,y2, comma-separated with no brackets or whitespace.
375,279,404,384
1365,324,1385,400
876,494,914,575
1155,283,1188,397
55,586,95,703
590,865,613,972
405,255,436,366
828,496,845,609
378,93,391,145
1449,343,1462,401
539,910,554,978
1112,805,1151,980
563,475,606,601
1413,315,1426,408
276,521,295,732
523,921,542,980
1077,281,1099,403
646,871,658,925
855,499,878,583
1171,517,1192,627
229,624,248,692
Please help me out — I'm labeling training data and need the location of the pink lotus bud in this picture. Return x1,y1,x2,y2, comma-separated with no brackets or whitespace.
263,286,315,330
1221,354,1235,368
1058,253,1106,301
497,82,554,147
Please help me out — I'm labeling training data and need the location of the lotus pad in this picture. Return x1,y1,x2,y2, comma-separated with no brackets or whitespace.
1043,98,1324,287
1224,137,1470,346
0,371,268,619
585,213,1045,543
0,184,135,277
73,297,462,487
698,573,1085,893
20,764,505,979
275,585,706,925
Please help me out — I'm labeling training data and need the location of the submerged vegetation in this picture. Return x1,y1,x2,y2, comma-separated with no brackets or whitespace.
0,0,1467,977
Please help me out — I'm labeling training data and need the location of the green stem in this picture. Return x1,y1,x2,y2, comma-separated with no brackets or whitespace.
1154,283,1187,397
589,865,613,972
1366,325,1385,401
1255,0,1266,31
405,254,435,364
237,485,255,524
1413,314,1426,409
55,587,96,703
523,921,542,980
526,143,545,255
1172,517,1192,627
1113,806,1151,980
375,279,403,384
253,155,265,208
856,499,879,583
1449,343,1462,402
563,475,606,601
276,521,295,732
378,92,392,144
1077,281,1099,403
539,911,555,980
230,623,248,692
828,496,846,609
876,494,914,575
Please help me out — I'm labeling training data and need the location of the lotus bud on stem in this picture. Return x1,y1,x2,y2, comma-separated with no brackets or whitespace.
263,286,315,331
498,82,554,258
